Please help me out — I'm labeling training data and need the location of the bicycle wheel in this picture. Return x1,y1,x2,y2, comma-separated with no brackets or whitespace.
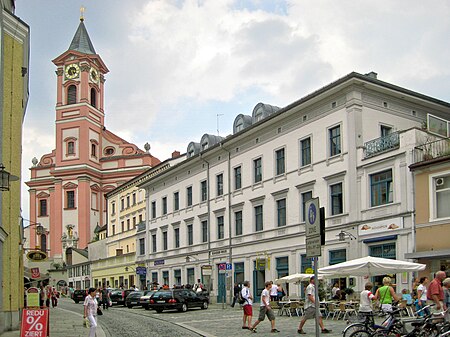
370,330,398,337
348,330,372,337
343,323,369,337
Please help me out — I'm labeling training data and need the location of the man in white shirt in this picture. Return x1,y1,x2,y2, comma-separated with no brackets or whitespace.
241,281,253,330
251,281,279,333
298,276,331,334
270,281,279,301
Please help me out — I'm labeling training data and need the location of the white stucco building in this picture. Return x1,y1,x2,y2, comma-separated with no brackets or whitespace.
136,72,450,302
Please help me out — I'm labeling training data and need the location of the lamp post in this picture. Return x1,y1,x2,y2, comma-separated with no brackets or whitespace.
337,230,357,241
0,163,19,191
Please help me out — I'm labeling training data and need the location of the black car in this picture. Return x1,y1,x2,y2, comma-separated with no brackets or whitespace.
110,289,135,306
149,289,209,313
125,291,145,308
72,289,86,304
139,290,156,310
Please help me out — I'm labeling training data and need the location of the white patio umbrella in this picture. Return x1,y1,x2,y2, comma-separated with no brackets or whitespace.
275,273,324,284
318,256,426,277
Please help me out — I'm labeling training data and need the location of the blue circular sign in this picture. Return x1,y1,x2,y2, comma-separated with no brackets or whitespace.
308,203,317,225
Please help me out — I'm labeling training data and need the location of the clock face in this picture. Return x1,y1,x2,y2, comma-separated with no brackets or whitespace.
90,68,99,82
65,64,80,79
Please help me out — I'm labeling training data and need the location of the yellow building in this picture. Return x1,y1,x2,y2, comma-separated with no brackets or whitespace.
0,0,30,333
90,176,147,289
407,135,450,276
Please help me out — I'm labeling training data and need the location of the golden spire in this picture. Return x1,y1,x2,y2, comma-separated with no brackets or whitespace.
80,6,85,21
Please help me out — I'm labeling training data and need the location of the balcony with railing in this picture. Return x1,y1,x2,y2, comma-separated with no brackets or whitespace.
412,138,450,165
137,221,146,232
363,132,400,158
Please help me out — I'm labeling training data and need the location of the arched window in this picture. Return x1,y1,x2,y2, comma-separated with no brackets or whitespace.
68,141,75,154
91,143,97,157
40,234,47,252
90,88,97,108
67,85,77,104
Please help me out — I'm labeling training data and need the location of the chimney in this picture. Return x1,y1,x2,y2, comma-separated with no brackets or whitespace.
365,71,378,79
172,150,181,159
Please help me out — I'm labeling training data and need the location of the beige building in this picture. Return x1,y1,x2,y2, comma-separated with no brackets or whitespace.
407,135,450,276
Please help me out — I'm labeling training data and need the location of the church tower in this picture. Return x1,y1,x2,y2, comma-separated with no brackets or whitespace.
26,16,160,265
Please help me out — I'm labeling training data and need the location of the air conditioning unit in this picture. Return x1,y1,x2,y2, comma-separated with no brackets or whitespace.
436,177,445,186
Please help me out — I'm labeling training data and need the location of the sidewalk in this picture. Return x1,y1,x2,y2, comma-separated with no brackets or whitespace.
0,306,106,337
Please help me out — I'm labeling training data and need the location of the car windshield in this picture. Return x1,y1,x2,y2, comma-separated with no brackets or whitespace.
143,290,154,296
130,291,144,297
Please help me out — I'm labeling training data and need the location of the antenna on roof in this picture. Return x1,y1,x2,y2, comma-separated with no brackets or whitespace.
217,114,224,136
80,6,85,21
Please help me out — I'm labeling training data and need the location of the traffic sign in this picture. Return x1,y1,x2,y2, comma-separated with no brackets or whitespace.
306,235,322,257
21,308,49,337
305,198,320,238
136,267,147,275
226,263,232,270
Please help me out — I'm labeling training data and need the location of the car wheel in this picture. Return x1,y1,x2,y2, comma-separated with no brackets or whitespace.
127,305,132,308
144,305,149,310
201,301,208,309
179,303,188,312
75,301,79,304
155,309,163,313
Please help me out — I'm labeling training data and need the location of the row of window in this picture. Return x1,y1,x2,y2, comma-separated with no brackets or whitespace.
110,214,144,236
65,139,99,158
38,189,103,216
113,191,141,214
67,264,90,278
149,167,394,222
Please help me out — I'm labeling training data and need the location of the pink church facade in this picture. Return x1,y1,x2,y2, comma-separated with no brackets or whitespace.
26,19,160,260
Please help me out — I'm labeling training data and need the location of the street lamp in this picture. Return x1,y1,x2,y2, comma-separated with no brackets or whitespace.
185,255,199,262
337,230,357,241
0,163,19,191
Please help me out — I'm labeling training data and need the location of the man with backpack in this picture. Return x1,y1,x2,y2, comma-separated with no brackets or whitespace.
241,281,253,330
231,282,241,307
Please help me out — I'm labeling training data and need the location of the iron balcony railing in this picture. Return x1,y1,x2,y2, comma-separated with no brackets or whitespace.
364,132,400,158
413,138,450,164
137,221,146,232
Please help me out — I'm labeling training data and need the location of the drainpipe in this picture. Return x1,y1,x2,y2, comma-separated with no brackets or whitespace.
220,143,233,305
199,154,212,295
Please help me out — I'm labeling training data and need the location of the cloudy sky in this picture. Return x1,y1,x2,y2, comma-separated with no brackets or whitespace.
16,0,450,219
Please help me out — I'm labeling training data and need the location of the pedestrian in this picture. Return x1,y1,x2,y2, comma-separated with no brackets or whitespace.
416,276,430,316
51,287,58,307
101,285,109,310
359,282,375,324
250,281,280,333
231,282,241,307
39,285,45,308
374,276,399,313
241,281,253,330
332,282,341,300
427,271,446,313
277,284,286,301
297,276,331,334
45,285,51,308
443,277,450,322
84,288,98,337
270,281,278,301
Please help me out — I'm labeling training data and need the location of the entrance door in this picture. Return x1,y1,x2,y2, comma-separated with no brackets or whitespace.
217,272,226,304
253,269,265,302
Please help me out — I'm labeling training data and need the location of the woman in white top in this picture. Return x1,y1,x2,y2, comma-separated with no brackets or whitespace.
416,277,429,316
84,288,98,337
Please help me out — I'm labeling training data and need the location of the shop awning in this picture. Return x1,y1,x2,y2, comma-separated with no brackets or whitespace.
405,249,450,259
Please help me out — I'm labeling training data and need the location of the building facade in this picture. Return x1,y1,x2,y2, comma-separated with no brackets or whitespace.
137,72,450,302
0,0,29,333
25,17,160,274
407,135,450,276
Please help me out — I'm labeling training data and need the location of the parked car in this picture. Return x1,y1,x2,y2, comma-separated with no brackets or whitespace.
125,291,145,308
149,289,209,313
140,290,156,310
110,289,135,306
71,289,86,304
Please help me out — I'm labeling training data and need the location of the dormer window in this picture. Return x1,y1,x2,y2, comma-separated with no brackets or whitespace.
235,118,244,132
67,85,77,104
202,142,209,150
90,88,97,108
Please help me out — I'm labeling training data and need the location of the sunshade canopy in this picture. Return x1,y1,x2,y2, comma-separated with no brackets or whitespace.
318,256,426,277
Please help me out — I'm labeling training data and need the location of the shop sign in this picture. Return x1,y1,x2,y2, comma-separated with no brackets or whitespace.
31,268,40,279
27,250,48,261
358,217,402,236
154,259,165,266
26,287,40,308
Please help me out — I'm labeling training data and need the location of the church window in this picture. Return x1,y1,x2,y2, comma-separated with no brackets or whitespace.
40,234,47,252
104,147,114,156
39,199,47,216
67,85,77,104
68,141,75,154
91,144,96,157
66,190,75,209
90,88,97,108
